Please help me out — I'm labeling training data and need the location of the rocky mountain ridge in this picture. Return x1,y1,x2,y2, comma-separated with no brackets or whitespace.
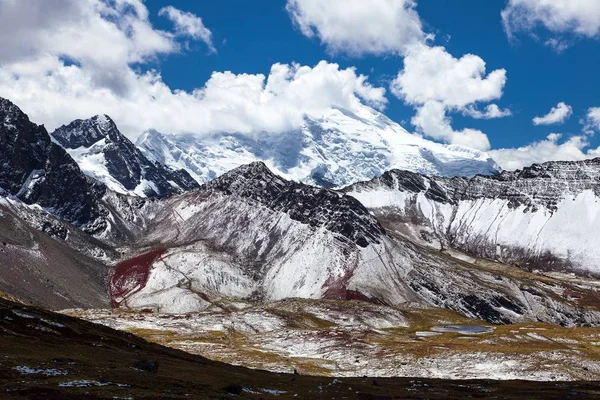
345,159,600,276
0,97,107,231
99,163,600,327
201,161,385,247
52,115,199,198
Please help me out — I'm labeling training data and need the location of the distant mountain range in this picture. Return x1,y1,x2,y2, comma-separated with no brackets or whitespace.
136,106,501,188
1,96,600,328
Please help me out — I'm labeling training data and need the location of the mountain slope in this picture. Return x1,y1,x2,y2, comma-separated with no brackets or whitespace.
344,159,600,276
52,115,199,197
3,97,600,328
0,97,158,239
0,196,111,309
0,99,168,309
136,106,501,188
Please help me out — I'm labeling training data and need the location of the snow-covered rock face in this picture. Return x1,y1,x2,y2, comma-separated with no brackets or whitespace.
51,114,114,149
345,159,600,276
200,162,385,247
136,107,501,188
52,115,199,197
112,162,396,312
0,97,106,230
0,97,174,238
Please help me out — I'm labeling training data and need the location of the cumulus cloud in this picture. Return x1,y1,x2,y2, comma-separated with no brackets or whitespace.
490,133,600,170
411,101,491,150
493,105,600,170
391,45,507,108
390,44,508,150
159,5,215,53
0,0,180,94
0,1,386,139
502,0,600,47
0,60,386,139
286,0,511,151
463,104,512,119
583,107,600,134
285,0,429,56
532,102,573,125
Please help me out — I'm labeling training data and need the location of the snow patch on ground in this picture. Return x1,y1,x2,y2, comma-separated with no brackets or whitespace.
14,366,67,376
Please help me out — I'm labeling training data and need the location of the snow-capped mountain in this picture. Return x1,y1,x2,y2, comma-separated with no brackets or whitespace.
0,97,106,229
0,97,167,239
52,115,199,197
345,159,600,276
136,106,501,188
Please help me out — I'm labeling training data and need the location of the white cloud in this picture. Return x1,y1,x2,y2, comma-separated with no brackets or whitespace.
391,45,507,108
583,107,600,134
0,60,386,139
285,0,429,56
463,104,512,119
544,38,570,53
0,0,180,94
490,133,600,170
502,0,600,45
492,104,600,170
411,101,491,150
159,5,215,53
532,102,573,125
0,1,387,139
390,44,507,149
286,0,511,152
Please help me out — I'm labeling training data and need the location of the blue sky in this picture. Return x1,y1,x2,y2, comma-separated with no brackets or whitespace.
1,0,599,170
143,0,598,151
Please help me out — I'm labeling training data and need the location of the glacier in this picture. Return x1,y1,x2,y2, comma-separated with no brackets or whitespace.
136,106,501,188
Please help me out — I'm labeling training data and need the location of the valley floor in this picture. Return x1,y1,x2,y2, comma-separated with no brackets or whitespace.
2,296,600,400
0,298,600,400
65,298,600,382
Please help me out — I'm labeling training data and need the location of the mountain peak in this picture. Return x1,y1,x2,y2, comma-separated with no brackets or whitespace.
0,98,107,230
204,161,284,194
230,161,273,177
90,114,115,133
0,96,23,116
0,97,31,133
51,116,199,197
52,114,121,149
135,128,164,145
202,162,385,247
